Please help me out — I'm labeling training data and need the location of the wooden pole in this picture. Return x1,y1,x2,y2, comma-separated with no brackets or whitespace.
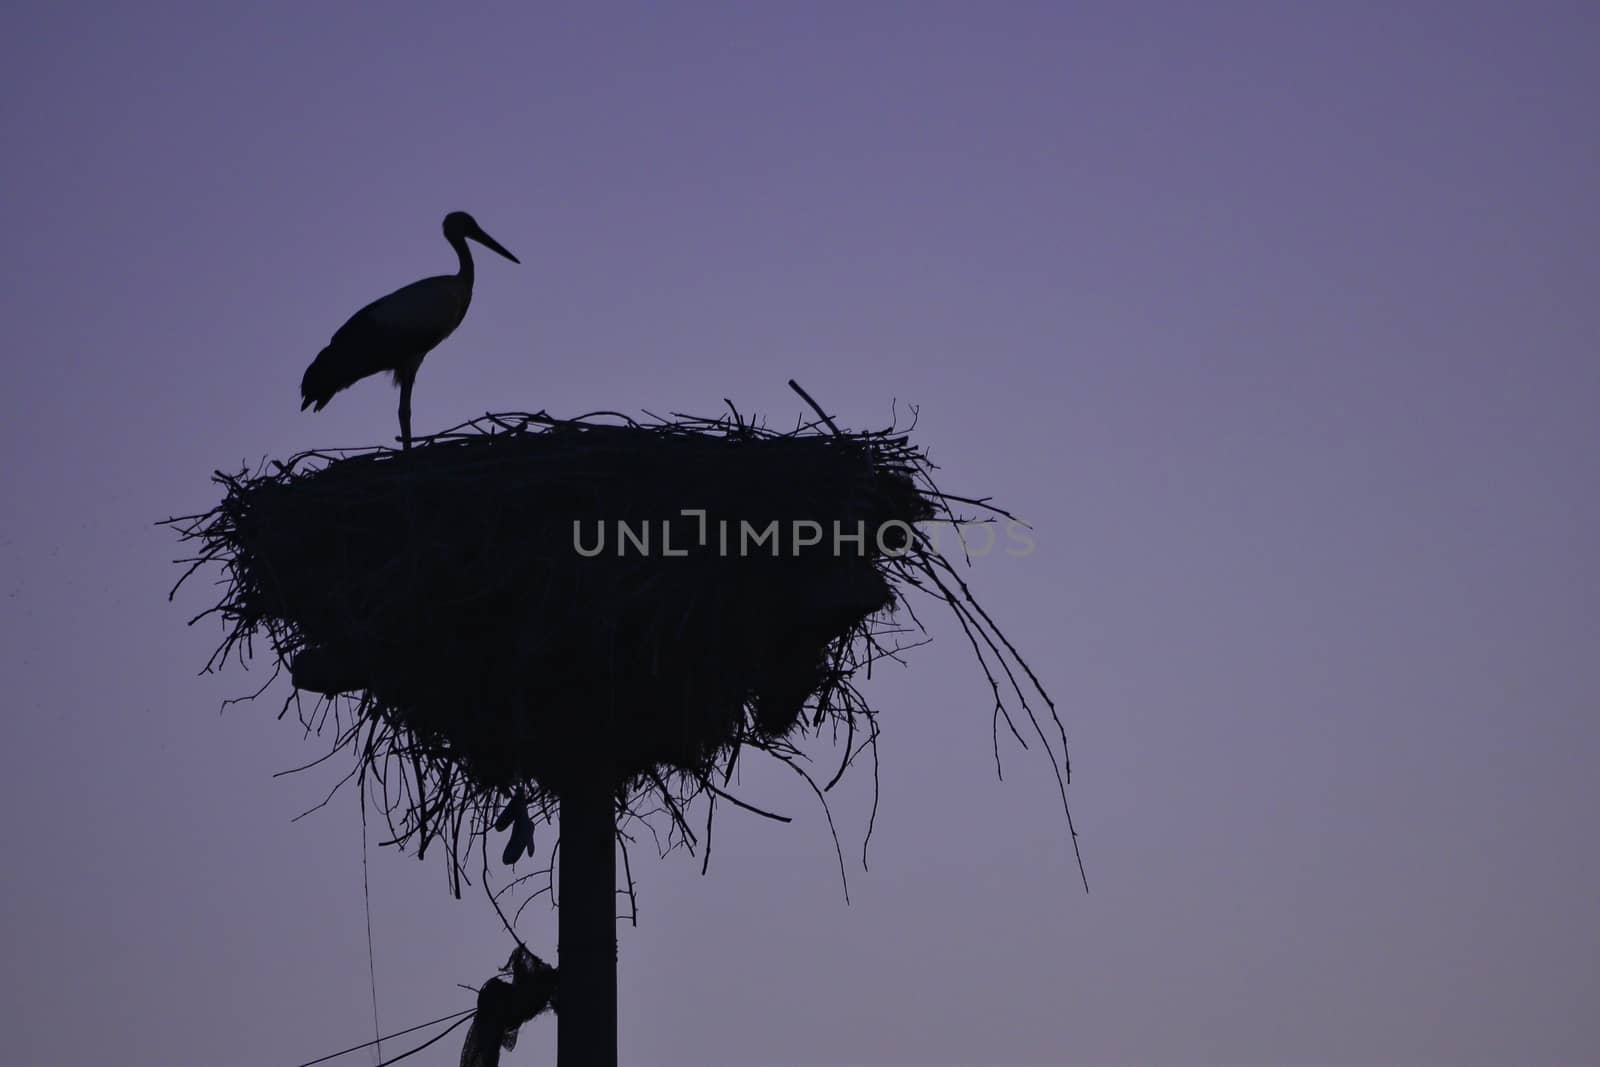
557,763,618,1066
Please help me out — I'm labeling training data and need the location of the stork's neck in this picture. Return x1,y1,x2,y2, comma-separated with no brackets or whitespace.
448,232,475,286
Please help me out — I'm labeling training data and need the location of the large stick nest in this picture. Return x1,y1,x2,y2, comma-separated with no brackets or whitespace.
167,405,1081,896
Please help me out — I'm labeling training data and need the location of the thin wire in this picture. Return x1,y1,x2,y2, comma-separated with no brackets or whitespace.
371,1013,475,1067
293,1008,476,1067
361,799,382,1065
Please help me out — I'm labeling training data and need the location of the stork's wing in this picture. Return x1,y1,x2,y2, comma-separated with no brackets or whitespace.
342,275,469,351
300,275,470,410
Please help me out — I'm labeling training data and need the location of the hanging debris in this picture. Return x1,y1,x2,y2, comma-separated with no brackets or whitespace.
459,946,558,1067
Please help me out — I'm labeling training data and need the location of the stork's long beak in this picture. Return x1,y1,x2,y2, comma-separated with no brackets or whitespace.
469,225,520,264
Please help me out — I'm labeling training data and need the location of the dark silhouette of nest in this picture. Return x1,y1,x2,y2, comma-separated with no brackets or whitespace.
166,402,1082,895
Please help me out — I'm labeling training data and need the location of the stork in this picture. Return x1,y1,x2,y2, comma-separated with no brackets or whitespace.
300,211,519,449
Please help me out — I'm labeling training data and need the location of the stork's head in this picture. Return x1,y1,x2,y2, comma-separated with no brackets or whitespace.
443,211,520,264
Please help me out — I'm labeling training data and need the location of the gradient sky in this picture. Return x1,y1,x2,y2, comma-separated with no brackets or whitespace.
3,3,1597,1065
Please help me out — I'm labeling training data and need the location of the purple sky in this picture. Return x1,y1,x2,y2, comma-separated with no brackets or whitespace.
3,3,1597,1064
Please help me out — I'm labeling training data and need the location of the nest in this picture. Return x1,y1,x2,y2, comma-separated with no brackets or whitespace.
167,403,1080,894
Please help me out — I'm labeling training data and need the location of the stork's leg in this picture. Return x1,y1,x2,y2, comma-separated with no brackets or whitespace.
398,372,414,450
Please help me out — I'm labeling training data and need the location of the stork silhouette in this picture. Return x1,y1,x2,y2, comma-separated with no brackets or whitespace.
300,211,519,449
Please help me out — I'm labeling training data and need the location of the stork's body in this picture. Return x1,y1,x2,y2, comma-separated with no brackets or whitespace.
300,211,518,449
